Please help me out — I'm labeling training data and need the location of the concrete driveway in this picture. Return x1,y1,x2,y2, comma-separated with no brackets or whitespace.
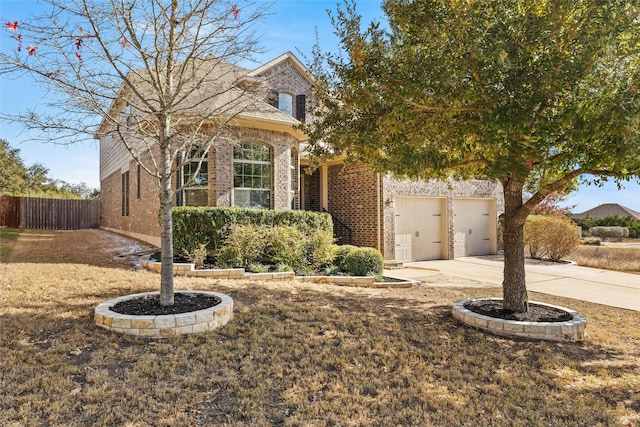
385,257,640,311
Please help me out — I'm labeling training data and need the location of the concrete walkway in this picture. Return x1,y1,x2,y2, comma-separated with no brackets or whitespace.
384,257,640,312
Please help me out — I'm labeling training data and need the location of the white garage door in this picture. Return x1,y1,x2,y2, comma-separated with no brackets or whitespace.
453,198,495,257
395,197,446,261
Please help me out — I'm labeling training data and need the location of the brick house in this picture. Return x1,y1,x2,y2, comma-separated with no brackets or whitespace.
99,52,504,261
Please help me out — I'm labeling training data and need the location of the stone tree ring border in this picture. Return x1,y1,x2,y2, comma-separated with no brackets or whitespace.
95,290,233,338
452,298,587,342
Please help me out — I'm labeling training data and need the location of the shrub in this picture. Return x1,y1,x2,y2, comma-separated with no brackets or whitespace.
215,223,334,274
216,224,266,269
342,247,384,276
524,215,580,261
578,215,640,238
275,263,293,272
332,245,358,272
264,226,307,273
589,226,629,239
183,242,208,269
306,231,336,271
581,237,602,246
247,263,266,273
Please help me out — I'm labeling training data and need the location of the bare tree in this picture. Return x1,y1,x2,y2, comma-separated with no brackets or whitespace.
1,0,271,305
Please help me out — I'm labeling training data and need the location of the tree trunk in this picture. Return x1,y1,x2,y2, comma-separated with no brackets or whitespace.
159,131,174,306
502,178,528,313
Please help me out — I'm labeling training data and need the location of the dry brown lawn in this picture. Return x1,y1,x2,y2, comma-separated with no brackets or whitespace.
1,229,639,426
570,244,640,273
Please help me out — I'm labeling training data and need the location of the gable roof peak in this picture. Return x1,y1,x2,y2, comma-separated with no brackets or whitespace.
247,51,315,83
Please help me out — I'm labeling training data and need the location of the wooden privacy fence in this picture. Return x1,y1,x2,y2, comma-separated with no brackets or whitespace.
0,195,100,230
0,195,20,228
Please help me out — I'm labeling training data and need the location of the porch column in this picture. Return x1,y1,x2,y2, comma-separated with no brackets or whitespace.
320,165,329,211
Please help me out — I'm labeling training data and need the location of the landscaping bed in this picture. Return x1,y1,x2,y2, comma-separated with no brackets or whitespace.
140,254,417,288
464,299,573,322
110,292,221,315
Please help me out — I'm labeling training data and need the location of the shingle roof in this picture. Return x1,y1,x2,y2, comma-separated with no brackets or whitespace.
573,203,640,221
97,54,305,139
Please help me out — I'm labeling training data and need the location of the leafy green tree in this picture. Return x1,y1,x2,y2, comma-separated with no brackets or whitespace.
26,163,52,191
0,139,98,199
305,0,640,312
0,138,30,194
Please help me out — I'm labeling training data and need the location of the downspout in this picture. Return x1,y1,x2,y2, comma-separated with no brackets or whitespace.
376,172,381,252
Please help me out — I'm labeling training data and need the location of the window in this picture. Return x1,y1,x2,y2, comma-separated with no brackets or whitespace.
121,171,129,216
136,164,141,200
233,142,272,209
181,147,209,206
278,93,293,116
125,103,132,126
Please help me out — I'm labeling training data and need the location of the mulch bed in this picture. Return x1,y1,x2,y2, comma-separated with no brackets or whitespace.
111,292,221,315
464,299,573,322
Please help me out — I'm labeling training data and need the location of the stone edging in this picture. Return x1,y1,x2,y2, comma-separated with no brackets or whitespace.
139,255,417,288
452,298,587,342
95,290,233,338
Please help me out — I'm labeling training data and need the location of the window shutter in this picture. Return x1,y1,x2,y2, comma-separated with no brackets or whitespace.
267,90,278,108
295,94,306,121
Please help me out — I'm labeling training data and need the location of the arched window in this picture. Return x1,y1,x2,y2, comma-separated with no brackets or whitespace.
233,142,272,209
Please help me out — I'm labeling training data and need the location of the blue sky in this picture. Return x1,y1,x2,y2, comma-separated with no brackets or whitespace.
1,0,638,213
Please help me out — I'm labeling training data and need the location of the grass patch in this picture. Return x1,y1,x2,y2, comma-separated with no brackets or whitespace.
0,227,21,257
570,245,640,273
0,229,638,426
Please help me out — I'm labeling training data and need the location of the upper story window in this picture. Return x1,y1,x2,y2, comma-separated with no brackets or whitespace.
233,142,272,209
125,103,132,126
278,93,293,116
269,91,306,121
181,147,208,206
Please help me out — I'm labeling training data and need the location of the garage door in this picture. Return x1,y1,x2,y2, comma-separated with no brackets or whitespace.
453,198,495,257
395,197,446,261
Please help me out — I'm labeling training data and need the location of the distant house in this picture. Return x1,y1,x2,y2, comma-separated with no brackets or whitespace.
98,52,504,261
573,203,640,221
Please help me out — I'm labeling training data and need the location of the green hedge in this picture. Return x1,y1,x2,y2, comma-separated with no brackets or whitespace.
589,226,629,238
578,215,640,238
172,206,333,256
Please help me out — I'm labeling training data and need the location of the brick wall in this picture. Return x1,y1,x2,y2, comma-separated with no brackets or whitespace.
212,144,233,207
328,163,381,250
302,166,321,212
100,153,162,244
128,159,162,238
